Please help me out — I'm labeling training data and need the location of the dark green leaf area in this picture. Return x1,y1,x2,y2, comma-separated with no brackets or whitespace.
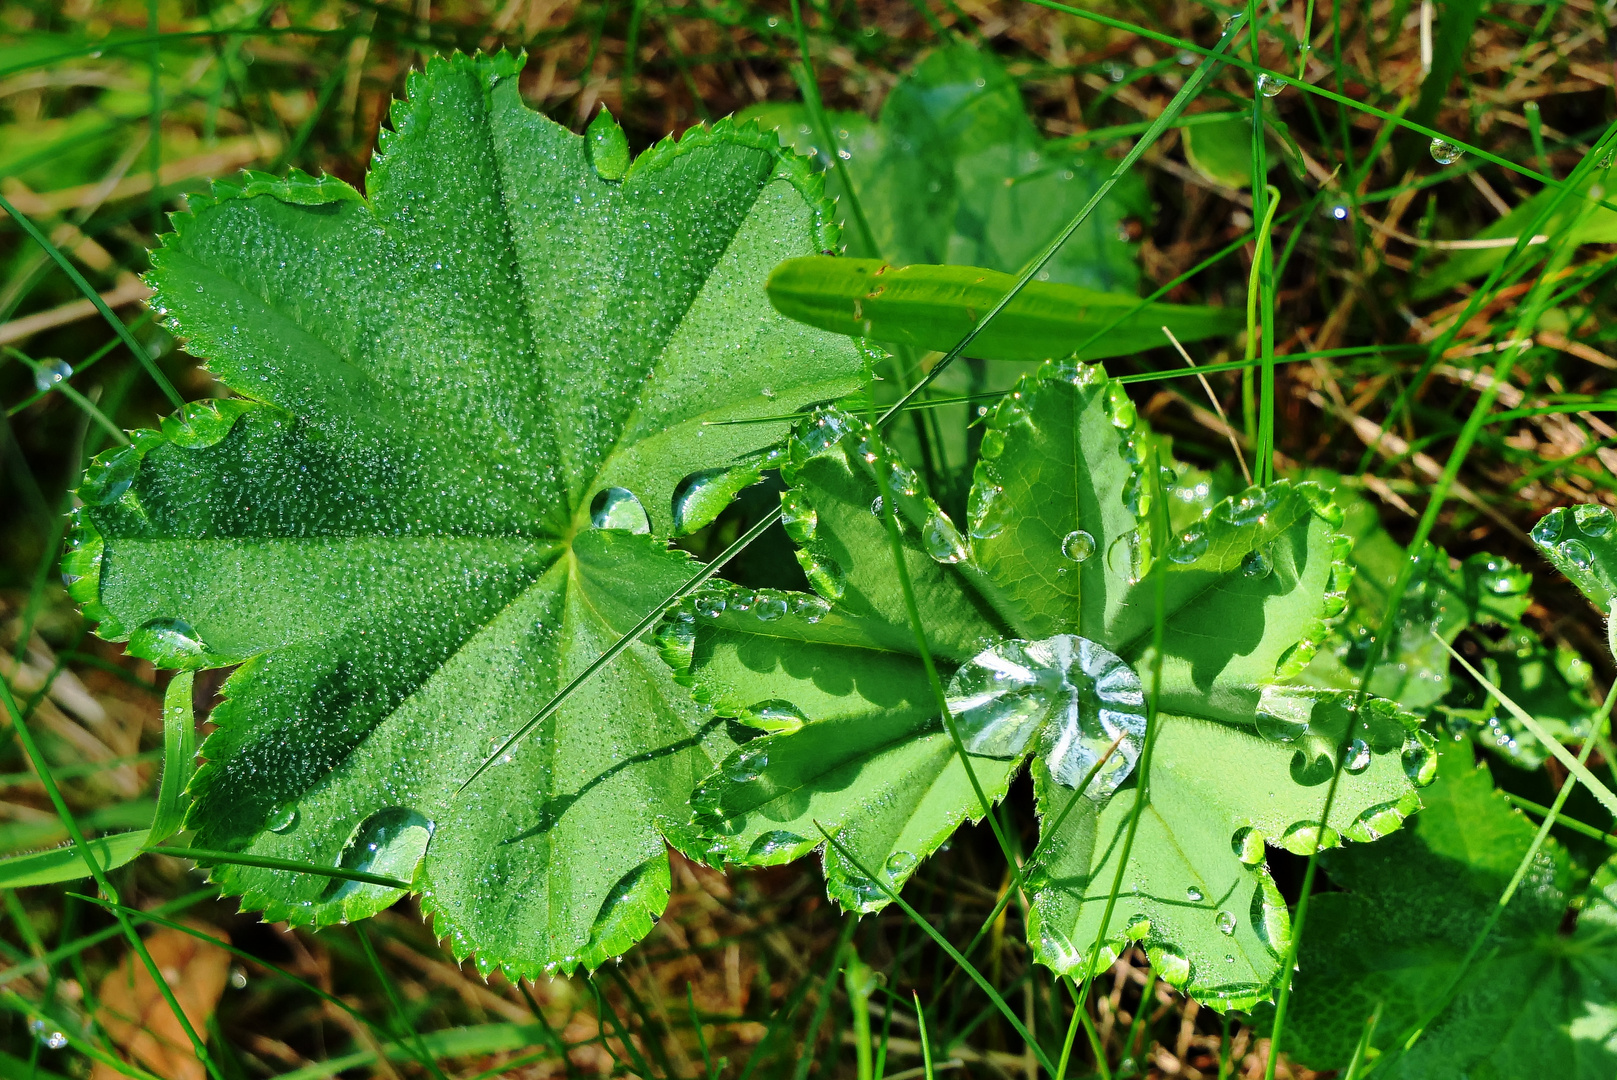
1285,749,1617,1078
673,361,1424,1005
68,51,869,978
743,43,1148,293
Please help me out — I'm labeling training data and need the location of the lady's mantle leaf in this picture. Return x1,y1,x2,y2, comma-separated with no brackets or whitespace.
667,360,1431,1007
63,51,866,979
1533,503,1617,615
1282,749,1617,1078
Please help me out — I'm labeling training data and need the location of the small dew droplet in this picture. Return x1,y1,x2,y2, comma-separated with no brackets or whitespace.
1429,138,1464,165
1062,530,1096,562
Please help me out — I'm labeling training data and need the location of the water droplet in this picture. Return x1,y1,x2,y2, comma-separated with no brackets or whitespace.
33,358,71,393
924,513,969,564
1216,910,1238,935
799,552,846,600
589,487,650,533
1168,529,1208,564
747,830,806,860
1327,201,1350,221
1147,944,1191,988
1186,886,1204,902
1559,538,1594,571
1255,72,1283,97
1230,826,1264,865
322,808,434,903
885,850,919,878
968,484,1013,540
1062,530,1096,562
741,699,808,733
789,594,830,622
1176,49,1197,65
1218,486,1279,527
1240,549,1272,579
1344,738,1372,773
29,1019,67,1050
130,617,209,669
78,447,139,506
229,965,248,989
1575,503,1613,538
1221,11,1245,34
946,636,1147,798
266,803,299,833
781,489,818,543
672,469,739,534
730,591,755,612
1401,736,1437,786
870,495,884,517
1125,913,1151,939
1532,508,1566,547
979,428,1006,460
694,594,727,619
1255,685,1312,742
754,595,788,621
1429,138,1464,165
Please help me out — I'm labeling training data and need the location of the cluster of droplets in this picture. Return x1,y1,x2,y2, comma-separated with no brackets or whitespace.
1532,504,1614,600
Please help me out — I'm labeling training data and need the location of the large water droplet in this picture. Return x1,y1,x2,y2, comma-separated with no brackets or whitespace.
1168,529,1209,564
885,850,919,878
1241,549,1273,579
969,484,1013,540
946,636,1146,798
1216,910,1238,935
1231,826,1264,865
1559,538,1594,571
1344,738,1372,773
1532,508,1566,547
1062,530,1095,562
78,447,139,506
1254,685,1312,742
1218,486,1279,527
266,803,299,833
1255,72,1283,97
694,594,727,619
742,699,807,733
1429,138,1464,164
590,487,650,533
672,469,740,534
130,618,209,669
1186,885,1204,902
747,830,807,860
924,513,969,564
33,358,71,393
1402,735,1437,786
1148,944,1192,988
323,807,434,903
1125,913,1151,939
780,489,818,543
754,595,788,621
1575,503,1613,538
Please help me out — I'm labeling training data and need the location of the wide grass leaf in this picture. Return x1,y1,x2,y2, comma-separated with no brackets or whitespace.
64,51,866,979
767,257,1243,362
668,360,1429,1006
1283,748,1617,1077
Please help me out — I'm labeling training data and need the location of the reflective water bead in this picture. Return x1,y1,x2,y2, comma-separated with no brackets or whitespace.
1429,138,1464,164
1344,738,1372,774
754,595,788,621
924,513,970,564
1216,910,1237,935
1168,530,1208,564
1061,530,1096,562
589,487,650,533
1240,548,1272,579
266,803,299,833
694,594,726,619
1559,538,1594,571
1574,503,1613,538
33,359,71,393
1255,72,1283,97
1186,886,1205,902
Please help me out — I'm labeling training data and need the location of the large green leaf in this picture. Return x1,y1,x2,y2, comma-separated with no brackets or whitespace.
744,43,1147,293
64,51,866,979
669,360,1429,1006
767,257,1243,362
1283,748,1617,1077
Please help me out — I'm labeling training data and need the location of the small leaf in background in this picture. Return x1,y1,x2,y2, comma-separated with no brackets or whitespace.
1280,749,1617,1078
92,923,233,1080
670,360,1428,1007
744,43,1149,294
68,51,867,978
767,257,1243,361
1532,503,1617,616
